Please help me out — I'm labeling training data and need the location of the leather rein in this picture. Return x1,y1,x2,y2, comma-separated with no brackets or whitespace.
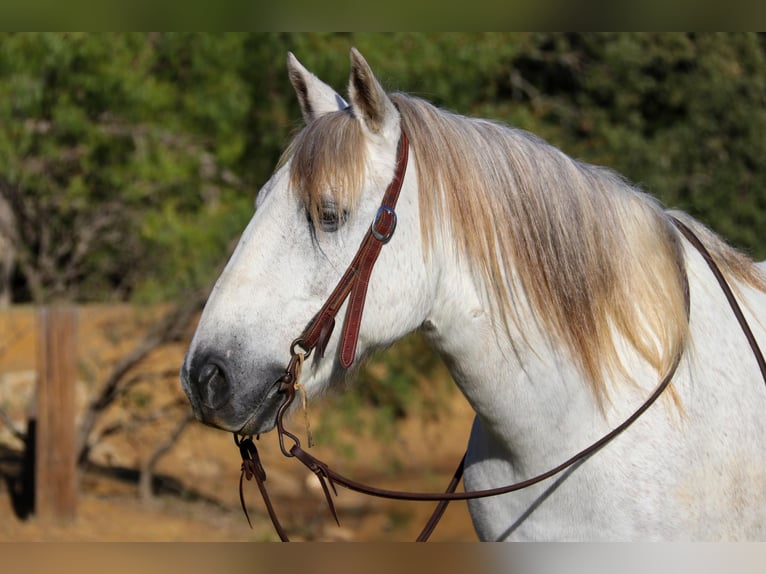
235,128,766,542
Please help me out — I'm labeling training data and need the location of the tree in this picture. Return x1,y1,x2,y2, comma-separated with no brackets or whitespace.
495,33,766,259
0,33,254,303
3,33,764,304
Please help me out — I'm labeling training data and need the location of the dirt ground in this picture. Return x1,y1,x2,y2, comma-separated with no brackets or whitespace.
0,305,478,542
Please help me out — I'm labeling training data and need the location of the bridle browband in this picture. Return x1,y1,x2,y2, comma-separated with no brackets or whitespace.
234,128,766,542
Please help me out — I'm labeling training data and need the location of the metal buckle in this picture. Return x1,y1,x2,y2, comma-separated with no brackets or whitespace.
371,205,397,244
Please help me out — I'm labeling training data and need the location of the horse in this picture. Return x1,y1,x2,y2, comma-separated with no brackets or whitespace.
181,48,766,541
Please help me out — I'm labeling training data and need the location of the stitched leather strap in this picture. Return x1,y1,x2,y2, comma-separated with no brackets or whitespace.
240,351,680,541
289,349,684,502
670,217,766,386
296,130,408,368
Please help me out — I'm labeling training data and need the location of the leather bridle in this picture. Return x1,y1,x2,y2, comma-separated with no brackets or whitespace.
286,129,409,371
234,128,766,542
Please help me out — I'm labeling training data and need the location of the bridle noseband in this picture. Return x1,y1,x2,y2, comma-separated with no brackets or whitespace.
235,128,766,542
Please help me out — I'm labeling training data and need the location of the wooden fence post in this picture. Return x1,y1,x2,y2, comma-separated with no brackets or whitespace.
35,306,78,522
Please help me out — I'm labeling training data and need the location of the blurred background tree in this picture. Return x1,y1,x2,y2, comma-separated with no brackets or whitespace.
0,33,256,303
1,32,764,306
1,33,765,444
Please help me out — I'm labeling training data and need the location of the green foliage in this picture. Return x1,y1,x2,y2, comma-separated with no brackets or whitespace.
0,33,254,302
500,33,766,258
3,33,765,304
134,194,252,303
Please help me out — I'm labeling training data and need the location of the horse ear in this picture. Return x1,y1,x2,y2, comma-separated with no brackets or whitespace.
287,52,348,124
348,47,398,135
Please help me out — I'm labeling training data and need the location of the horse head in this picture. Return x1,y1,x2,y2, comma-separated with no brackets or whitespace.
181,49,429,435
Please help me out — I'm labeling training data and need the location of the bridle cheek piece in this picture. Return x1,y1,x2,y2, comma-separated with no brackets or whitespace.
234,128,766,542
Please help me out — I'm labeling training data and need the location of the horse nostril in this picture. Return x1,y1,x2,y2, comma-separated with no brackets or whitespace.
199,363,219,385
198,362,231,409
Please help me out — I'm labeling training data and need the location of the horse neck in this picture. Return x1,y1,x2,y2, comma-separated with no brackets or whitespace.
422,246,650,472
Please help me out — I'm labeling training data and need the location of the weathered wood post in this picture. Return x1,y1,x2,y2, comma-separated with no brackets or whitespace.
35,306,78,521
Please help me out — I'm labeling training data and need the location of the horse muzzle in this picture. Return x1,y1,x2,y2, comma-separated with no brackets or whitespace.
180,352,283,434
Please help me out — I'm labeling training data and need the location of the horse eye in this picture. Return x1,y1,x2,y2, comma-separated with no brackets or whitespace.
308,201,348,233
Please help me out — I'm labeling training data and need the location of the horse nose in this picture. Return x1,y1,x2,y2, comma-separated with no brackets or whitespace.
181,352,248,431
193,360,233,410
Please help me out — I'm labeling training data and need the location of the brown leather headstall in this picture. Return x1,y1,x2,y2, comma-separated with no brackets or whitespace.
291,129,409,369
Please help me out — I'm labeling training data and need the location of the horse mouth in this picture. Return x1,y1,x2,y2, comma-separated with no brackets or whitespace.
237,382,285,436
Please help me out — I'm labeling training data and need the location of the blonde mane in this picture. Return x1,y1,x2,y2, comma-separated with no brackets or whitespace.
285,92,766,401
